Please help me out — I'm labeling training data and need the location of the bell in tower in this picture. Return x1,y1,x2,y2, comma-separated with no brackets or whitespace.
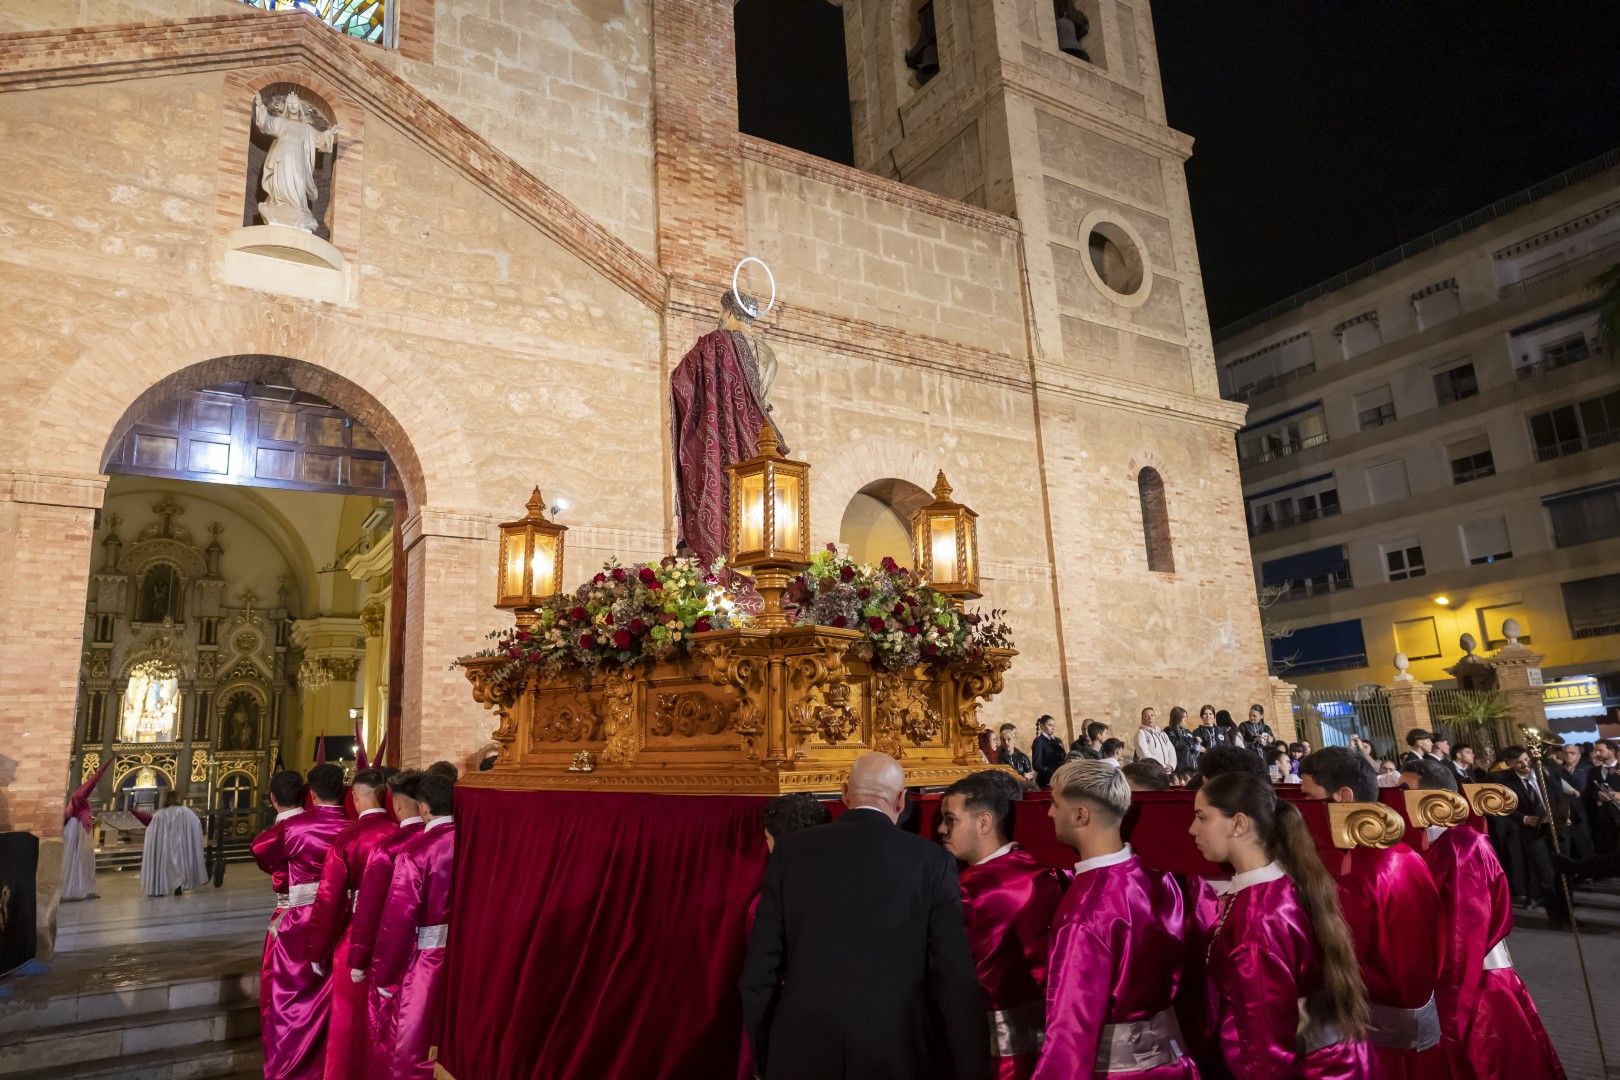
904,2,939,86
1055,0,1091,63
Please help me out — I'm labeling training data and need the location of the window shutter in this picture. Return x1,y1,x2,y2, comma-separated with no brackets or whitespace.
1460,517,1512,561
1354,385,1393,413
1447,435,1491,461
1393,617,1441,659
1563,574,1620,633
1366,460,1410,504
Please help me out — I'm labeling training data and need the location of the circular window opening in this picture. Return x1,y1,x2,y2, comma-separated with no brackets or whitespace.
1087,223,1145,297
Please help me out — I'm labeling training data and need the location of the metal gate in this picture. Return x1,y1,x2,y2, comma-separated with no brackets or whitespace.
1290,686,1397,759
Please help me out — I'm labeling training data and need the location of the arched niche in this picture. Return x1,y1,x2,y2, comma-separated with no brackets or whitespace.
838,478,933,567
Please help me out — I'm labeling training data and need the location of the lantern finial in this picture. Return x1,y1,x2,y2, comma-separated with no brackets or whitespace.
756,422,778,458
526,487,547,518
932,470,953,500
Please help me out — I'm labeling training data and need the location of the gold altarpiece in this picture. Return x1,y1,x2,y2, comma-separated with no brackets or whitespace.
459,628,1016,794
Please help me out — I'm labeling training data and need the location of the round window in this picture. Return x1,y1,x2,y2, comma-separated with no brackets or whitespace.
1078,212,1152,307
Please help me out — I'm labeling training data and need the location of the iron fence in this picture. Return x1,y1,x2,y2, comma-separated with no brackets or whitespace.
1290,686,1396,759
1428,687,1515,758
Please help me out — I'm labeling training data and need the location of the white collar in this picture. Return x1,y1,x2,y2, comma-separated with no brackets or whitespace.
424,815,454,832
975,842,1015,866
1074,843,1133,875
1425,825,1447,843
1228,861,1286,894
274,808,303,823
359,807,388,818
397,816,423,827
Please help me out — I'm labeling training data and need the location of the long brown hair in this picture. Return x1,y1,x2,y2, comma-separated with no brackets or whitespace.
1201,773,1369,1039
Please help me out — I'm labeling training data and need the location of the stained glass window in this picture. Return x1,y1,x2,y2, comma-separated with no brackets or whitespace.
241,0,390,45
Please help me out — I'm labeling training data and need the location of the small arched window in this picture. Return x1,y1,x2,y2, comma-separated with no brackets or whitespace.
1138,468,1174,573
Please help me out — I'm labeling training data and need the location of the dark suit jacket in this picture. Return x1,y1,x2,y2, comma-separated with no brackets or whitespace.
740,808,989,1080
1499,771,1553,831
1585,766,1620,848
1031,734,1066,787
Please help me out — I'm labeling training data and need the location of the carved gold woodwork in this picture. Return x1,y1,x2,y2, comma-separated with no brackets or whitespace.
1461,782,1518,817
1401,788,1472,829
1325,801,1406,850
81,752,101,783
459,628,1017,795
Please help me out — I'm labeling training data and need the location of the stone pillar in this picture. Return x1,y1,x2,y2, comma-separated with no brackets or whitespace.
1267,676,1298,743
289,617,365,771
1384,665,1434,749
400,507,496,773
1486,621,1547,748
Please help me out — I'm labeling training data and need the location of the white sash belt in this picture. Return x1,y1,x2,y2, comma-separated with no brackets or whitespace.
286,882,319,907
273,892,290,909
986,1001,1044,1058
1296,994,1344,1055
417,923,449,949
1095,1008,1186,1073
1367,993,1440,1051
1483,940,1513,971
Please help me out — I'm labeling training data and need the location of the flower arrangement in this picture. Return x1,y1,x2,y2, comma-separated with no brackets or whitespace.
785,544,1012,670
462,556,735,678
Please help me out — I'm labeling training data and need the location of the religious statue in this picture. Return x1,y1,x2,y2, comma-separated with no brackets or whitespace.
252,90,339,233
120,664,180,743
137,564,181,623
669,278,786,568
226,700,255,750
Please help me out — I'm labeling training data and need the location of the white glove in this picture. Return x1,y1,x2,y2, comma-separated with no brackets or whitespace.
350,969,364,984
377,987,394,999
312,962,325,977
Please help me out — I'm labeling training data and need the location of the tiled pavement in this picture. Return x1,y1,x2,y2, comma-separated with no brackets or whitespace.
1514,883,1620,1079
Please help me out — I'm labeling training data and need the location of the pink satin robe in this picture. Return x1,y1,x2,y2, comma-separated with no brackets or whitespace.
348,817,425,1069
306,808,398,1080
259,804,347,1080
252,810,299,1064
1333,843,1446,1080
960,846,1067,1080
1034,851,1197,1080
1202,873,1379,1080
1423,826,1564,1080
372,818,457,1080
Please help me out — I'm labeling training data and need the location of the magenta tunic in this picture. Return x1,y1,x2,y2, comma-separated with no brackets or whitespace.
349,817,425,1068
258,804,346,1080
1034,847,1198,1080
1332,843,1446,1079
251,809,298,1072
1422,826,1564,1080
373,817,457,1080
960,845,1067,1080
306,808,398,1080
1202,866,1379,1080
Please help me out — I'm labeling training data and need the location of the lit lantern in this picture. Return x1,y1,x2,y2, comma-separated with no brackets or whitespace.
727,423,811,627
912,470,980,603
496,488,567,629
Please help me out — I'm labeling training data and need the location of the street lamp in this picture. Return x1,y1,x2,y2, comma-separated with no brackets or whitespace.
727,423,811,628
497,488,568,630
912,470,980,604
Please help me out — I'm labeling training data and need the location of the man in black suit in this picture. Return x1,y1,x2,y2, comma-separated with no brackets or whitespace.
740,752,989,1080
1583,740,1620,857
1497,745,1556,906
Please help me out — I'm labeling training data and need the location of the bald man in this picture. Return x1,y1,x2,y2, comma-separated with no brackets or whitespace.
741,753,989,1080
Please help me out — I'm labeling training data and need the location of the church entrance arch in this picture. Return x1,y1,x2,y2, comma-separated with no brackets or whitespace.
838,478,933,567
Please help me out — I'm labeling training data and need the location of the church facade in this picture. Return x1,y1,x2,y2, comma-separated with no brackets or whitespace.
0,0,1269,840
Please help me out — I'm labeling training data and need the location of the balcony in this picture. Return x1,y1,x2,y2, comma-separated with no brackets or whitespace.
1274,571,1354,604
1499,238,1620,298
1249,500,1341,537
1241,430,1330,466
1517,340,1605,380
1229,361,1317,404
1533,427,1620,464
1553,518,1620,548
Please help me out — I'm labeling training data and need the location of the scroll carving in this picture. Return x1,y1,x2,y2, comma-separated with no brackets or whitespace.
785,645,855,761
462,657,525,760
652,691,728,738
1326,801,1405,850
1402,788,1471,829
950,653,1011,764
598,670,638,764
702,642,767,760
1461,782,1518,817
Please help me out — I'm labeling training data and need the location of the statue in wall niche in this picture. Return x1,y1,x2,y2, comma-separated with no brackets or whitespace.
669,271,786,568
226,700,255,750
253,89,339,233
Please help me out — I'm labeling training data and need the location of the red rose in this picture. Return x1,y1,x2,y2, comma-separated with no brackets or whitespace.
593,572,606,584
612,567,627,581
647,579,662,590
826,542,839,552
839,565,856,582
629,618,647,634
905,624,920,636
892,603,906,618
612,629,632,650
508,648,523,659
604,612,615,625
923,643,938,656
866,616,886,633
880,556,896,570
579,633,596,649
639,567,658,584
570,606,587,622
831,615,848,628
516,630,531,642
857,587,871,600
693,615,713,633
528,651,542,663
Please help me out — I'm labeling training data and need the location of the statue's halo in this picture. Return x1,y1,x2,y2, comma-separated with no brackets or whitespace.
731,256,776,320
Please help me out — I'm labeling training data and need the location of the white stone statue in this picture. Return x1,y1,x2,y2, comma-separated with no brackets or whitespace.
252,90,339,233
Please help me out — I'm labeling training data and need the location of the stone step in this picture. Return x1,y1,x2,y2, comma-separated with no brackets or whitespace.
2,1035,261,1080
0,999,259,1076
0,961,258,1037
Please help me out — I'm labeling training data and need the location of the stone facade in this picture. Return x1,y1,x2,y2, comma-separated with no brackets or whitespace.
0,0,1269,837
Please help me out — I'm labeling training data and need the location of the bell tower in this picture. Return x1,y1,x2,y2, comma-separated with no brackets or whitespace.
841,0,1222,400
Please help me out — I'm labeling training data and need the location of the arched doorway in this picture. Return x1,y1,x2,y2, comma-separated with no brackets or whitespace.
838,478,933,567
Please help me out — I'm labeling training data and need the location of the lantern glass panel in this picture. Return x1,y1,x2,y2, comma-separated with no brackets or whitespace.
772,473,801,552
737,472,766,553
532,533,559,597
928,514,958,584
501,530,527,601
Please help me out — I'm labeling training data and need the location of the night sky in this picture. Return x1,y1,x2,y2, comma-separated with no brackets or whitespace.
735,1,1620,330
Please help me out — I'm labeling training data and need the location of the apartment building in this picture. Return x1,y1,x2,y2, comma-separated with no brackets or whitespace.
1217,151,1620,738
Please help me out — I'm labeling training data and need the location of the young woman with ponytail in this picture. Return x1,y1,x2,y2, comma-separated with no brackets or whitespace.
1190,772,1378,1079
